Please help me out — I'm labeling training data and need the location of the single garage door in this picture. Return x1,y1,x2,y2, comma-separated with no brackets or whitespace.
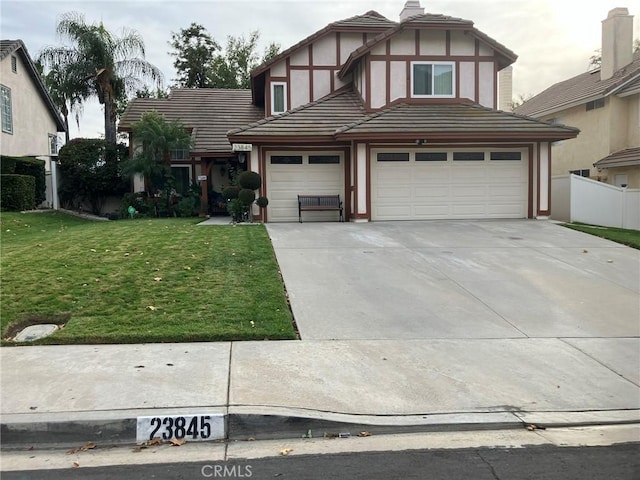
371,149,527,220
267,152,344,222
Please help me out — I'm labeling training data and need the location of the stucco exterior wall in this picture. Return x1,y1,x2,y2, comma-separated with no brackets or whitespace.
542,102,611,177
544,93,638,186
0,51,59,170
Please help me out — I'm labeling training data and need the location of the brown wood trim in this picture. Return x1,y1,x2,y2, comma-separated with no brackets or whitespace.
263,146,350,153
536,142,541,216
528,144,534,219
544,142,552,216
286,57,291,111
354,143,360,216
386,58,391,106
308,44,314,101
474,59,480,104
368,54,495,62
265,70,272,117
455,60,460,99
445,30,451,56
406,60,411,99
289,65,338,71
344,146,351,221
475,38,480,57
336,31,341,65
269,76,288,81
415,30,420,56
365,142,371,221
365,54,371,110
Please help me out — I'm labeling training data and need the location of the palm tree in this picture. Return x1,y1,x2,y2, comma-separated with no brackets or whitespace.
39,61,88,143
39,12,163,143
123,110,192,200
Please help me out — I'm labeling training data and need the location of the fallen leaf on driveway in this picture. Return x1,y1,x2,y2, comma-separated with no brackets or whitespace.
66,442,96,454
72,461,80,468
526,424,546,431
170,438,187,446
357,432,371,437
280,448,293,456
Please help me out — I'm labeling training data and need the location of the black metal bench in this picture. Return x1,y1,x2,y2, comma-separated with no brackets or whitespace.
298,195,343,223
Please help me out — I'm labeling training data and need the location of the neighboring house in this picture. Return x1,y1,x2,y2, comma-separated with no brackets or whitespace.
121,1,578,222
515,8,640,189
0,39,67,207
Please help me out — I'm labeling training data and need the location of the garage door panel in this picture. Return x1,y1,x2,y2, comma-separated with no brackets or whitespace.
267,155,344,222
372,150,527,221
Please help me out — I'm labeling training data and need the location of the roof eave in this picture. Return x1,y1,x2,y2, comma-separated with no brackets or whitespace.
517,93,605,118
334,131,579,142
593,159,640,168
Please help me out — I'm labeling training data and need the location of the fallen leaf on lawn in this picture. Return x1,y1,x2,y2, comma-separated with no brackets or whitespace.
357,431,371,437
146,306,157,311
153,277,162,282
72,461,80,468
279,448,293,456
170,438,187,446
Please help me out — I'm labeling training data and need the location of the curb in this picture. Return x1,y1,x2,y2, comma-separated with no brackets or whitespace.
2,408,639,449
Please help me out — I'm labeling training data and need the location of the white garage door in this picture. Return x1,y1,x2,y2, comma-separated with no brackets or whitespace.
371,149,527,220
267,153,344,222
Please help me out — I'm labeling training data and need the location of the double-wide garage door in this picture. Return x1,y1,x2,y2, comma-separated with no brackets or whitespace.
267,153,344,222
371,149,527,221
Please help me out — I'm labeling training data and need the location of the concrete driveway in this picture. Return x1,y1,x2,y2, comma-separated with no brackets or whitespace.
266,220,640,340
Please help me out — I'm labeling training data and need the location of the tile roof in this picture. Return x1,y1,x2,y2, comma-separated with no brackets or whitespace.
338,13,517,79
228,89,366,141
251,11,396,78
514,52,640,117
1,39,66,132
119,89,264,155
228,87,577,143
335,102,578,141
593,146,640,168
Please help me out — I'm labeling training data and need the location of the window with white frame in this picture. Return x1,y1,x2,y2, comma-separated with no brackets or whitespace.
1,85,13,134
411,62,455,98
271,82,287,115
49,134,58,155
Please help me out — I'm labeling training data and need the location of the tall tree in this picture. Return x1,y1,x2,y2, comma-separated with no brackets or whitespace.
169,23,219,88
36,59,89,143
39,12,163,144
210,31,280,89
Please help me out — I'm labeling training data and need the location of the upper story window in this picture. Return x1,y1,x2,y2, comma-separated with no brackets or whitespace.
11,56,17,73
1,85,13,134
585,98,604,111
411,62,455,98
271,82,287,115
170,149,189,161
49,134,58,155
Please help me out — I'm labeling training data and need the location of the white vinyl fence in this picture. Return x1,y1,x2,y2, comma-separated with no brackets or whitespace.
551,174,640,230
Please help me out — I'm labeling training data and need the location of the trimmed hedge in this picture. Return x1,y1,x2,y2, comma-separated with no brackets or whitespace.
0,174,36,211
0,155,46,205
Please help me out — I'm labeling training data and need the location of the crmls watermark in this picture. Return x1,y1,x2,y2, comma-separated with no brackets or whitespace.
201,464,253,478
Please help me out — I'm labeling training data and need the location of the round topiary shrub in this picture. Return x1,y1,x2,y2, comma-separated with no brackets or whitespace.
237,171,261,191
222,186,239,200
238,188,256,205
256,196,269,208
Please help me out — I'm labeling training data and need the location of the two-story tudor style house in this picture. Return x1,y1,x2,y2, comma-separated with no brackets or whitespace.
121,2,578,222
1,40,67,208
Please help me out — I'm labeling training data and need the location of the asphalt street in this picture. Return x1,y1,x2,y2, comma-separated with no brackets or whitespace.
4,443,639,480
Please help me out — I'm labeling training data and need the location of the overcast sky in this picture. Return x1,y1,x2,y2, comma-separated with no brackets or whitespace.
1,0,638,140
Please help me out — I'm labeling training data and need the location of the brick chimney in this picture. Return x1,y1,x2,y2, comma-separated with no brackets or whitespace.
400,1,424,22
601,7,633,80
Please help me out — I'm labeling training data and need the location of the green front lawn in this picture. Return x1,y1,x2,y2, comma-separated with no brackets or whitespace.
0,212,296,344
563,223,640,249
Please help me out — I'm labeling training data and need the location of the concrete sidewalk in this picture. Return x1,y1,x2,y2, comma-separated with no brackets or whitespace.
2,338,639,447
